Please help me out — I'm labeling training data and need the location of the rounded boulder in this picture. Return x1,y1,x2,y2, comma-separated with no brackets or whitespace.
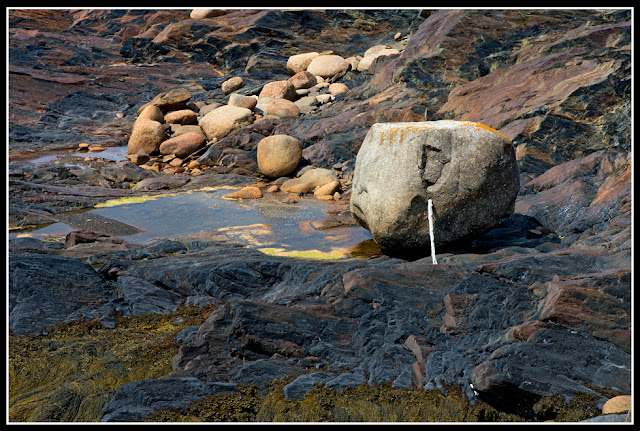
350,120,520,258
259,80,297,101
228,93,258,110
287,52,320,75
602,395,631,415
198,105,254,141
127,119,166,155
357,49,400,73
328,83,349,96
287,71,318,90
221,76,243,95
266,99,300,118
151,87,192,113
136,105,164,124
164,109,197,125
306,54,349,79
159,132,207,158
257,135,302,178
280,168,336,194
190,9,227,19
173,125,205,137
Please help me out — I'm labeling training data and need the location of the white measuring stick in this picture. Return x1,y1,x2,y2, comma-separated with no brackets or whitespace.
428,199,437,265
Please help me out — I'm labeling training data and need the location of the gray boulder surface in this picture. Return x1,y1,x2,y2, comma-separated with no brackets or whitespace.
350,121,520,257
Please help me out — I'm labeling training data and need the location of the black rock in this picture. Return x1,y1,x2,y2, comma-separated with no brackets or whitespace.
100,376,237,422
8,253,117,335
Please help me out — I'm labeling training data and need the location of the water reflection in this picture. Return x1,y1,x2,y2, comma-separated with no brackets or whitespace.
13,187,376,259
12,146,128,164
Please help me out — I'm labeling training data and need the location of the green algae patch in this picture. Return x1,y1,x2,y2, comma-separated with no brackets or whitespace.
8,304,216,422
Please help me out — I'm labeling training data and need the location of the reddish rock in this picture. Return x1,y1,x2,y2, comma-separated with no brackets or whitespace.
259,80,297,101
163,109,197,125
504,320,546,343
440,293,480,335
266,99,299,117
158,132,207,158
538,271,631,352
287,71,317,90
144,88,192,113
126,150,150,166
222,186,262,200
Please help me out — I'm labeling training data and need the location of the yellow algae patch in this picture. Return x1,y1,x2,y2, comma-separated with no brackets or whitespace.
94,186,228,208
15,233,65,241
95,194,163,208
258,247,348,260
94,185,271,209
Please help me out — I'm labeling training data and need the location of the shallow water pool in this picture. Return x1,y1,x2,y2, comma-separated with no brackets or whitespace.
13,146,129,164
14,187,377,259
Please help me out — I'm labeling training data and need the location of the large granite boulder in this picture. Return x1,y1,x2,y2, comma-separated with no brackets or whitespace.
350,120,520,257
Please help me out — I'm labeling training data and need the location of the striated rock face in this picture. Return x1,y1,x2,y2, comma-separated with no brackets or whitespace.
8,253,116,335
8,8,631,423
350,121,520,256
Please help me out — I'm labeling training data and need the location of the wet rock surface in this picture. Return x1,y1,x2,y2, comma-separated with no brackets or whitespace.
9,8,631,423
